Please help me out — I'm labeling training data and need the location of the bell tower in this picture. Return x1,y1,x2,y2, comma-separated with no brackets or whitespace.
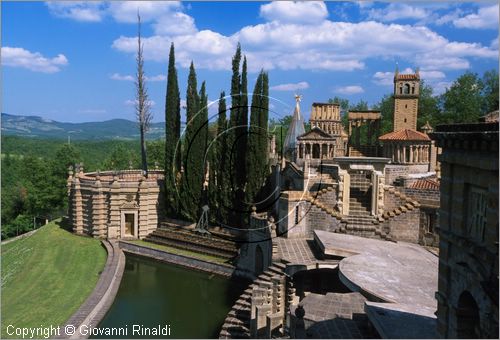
393,66,420,131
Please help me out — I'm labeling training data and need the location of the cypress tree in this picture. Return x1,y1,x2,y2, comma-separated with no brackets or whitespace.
180,62,201,220
245,72,264,203
237,56,248,192
228,43,241,187
197,81,209,210
259,72,270,181
210,91,229,223
164,43,181,217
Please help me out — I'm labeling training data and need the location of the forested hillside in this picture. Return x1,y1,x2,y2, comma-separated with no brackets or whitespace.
1,136,165,239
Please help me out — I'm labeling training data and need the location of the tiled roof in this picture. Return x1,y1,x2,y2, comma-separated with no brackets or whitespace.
396,74,419,80
379,129,430,141
410,178,440,191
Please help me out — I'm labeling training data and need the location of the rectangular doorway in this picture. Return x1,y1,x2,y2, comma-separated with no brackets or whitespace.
125,213,135,236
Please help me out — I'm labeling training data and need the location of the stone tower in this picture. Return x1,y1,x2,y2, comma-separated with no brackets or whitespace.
393,67,420,131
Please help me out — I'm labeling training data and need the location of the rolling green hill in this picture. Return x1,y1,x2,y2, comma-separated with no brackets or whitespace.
1,113,166,140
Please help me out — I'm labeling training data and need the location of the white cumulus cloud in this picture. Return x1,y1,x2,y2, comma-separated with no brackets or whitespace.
46,1,106,22
335,85,364,95
453,5,499,29
110,73,134,81
2,47,68,73
108,1,181,23
368,3,429,22
270,81,310,91
260,1,328,24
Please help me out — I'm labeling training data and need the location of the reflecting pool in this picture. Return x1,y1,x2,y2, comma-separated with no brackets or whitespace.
94,254,247,338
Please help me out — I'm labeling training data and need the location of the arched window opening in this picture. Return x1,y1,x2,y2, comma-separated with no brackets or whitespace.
404,83,410,94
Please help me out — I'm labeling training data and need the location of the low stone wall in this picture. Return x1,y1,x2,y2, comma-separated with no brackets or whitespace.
119,241,235,278
385,165,408,185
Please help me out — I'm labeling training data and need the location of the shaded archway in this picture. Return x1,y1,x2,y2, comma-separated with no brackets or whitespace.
456,291,480,338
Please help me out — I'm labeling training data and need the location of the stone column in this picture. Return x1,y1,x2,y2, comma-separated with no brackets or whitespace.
138,175,150,239
402,145,406,164
109,174,121,239
72,176,84,235
92,175,107,239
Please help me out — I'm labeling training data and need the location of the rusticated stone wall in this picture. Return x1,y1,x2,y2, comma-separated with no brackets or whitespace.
68,169,164,239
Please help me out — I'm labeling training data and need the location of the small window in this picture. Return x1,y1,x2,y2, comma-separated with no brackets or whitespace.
400,87,403,94
405,104,408,109
404,83,410,94
404,118,407,123
412,87,415,94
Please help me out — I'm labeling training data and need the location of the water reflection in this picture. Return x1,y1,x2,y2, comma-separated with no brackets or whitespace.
94,254,247,338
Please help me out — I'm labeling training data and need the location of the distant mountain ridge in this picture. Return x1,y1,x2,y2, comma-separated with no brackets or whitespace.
1,113,166,140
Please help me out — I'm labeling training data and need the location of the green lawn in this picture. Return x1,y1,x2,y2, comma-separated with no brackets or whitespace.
1,220,106,338
127,239,232,265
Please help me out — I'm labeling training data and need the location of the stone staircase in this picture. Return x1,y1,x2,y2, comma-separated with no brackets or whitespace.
336,172,392,240
144,223,238,260
219,262,288,339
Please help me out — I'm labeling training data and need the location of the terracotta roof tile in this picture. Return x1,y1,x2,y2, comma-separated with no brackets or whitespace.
410,178,440,191
379,129,431,141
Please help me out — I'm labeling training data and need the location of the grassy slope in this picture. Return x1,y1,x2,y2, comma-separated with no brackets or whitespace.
1,220,106,337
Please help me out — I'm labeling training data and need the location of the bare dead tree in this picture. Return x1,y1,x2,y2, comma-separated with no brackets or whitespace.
135,13,153,175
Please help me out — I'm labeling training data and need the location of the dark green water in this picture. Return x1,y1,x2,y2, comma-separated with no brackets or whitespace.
94,255,247,339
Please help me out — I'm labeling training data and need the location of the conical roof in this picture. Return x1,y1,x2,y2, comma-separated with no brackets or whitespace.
284,95,306,153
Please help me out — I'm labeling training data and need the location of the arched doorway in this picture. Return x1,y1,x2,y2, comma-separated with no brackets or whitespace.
456,291,480,338
255,245,264,275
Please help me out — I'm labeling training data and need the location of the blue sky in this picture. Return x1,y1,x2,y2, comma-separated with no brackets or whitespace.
2,1,499,123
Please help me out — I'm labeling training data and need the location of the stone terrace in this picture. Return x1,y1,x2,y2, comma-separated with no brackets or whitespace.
314,230,439,338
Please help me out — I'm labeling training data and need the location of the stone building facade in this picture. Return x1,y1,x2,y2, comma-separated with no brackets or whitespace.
67,168,164,239
431,122,499,338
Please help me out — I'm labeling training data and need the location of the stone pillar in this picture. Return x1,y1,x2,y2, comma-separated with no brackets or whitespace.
72,176,84,235
138,175,150,239
402,145,407,164
409,145,414,163
109,174,121,239
92,175,107,239
67,166,74,225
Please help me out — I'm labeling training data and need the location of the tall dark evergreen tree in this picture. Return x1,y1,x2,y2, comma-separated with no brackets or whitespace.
259,71,270,180
237,56,248,191
245,72,264,203
228,43,242,189
197,81,209,208
164,43,181,217
210,91,229,222
180,62,201,220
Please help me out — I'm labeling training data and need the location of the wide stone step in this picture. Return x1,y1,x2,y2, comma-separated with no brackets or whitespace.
144,236,235,259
